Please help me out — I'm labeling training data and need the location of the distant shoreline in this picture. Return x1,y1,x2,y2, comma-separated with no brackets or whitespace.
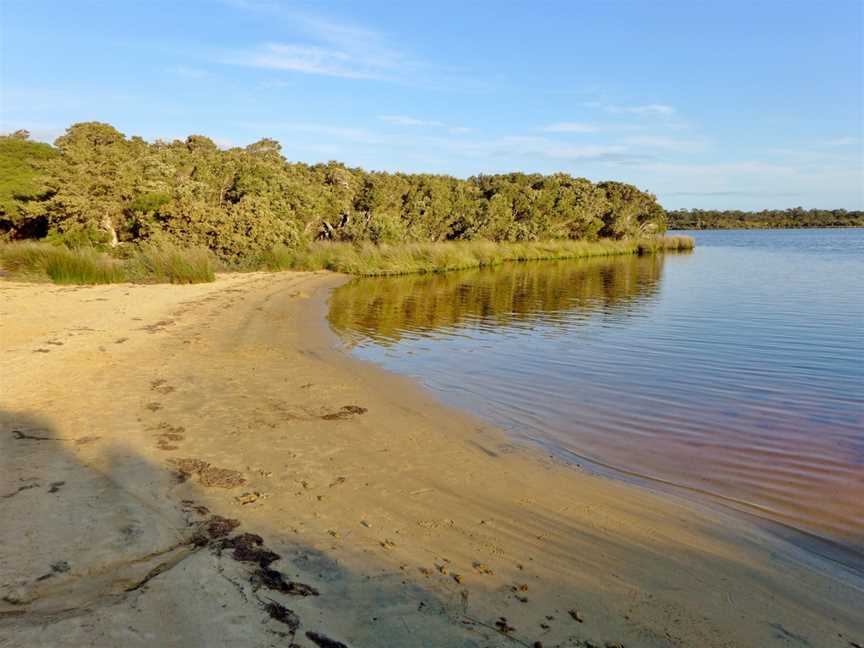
668,208,863,230
673,224,864,230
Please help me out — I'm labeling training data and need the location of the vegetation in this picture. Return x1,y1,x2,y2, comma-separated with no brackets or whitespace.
0,122,696,284
1,122,669,253
264,236,692,276
0,242,125,284
128,244,216,284
0,236,691,283
0,130,57,239
668,208,864,230
0,241,215,284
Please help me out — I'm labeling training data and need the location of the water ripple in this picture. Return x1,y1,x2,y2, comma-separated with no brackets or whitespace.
329,229,864,549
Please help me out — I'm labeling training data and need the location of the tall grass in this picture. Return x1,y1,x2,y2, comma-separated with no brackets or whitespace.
635,234,695,254
128,244,216,284
0,235,693,284
0,242,216,285
264,236,694,276
0,242,126,284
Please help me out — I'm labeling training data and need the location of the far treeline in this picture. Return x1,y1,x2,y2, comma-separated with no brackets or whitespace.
0,123,668,262
667,208,864,230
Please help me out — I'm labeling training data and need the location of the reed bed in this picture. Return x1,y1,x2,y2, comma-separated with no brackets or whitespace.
264,236,694,276
0,242,216,284
128,244,216,284
0,236,693,284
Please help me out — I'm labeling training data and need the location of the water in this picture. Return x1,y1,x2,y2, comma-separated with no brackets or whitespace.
328,230,864,550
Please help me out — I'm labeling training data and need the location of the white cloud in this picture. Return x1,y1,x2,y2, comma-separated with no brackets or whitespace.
623,135,708,153
634,160,864,206
508,138,629,161
606,103,676,116
0,122,65,143
541,122,602,134
236,122,388,146
450,135,633,163
823,137,858,147
222,8,413,82
230,43,387,80
220,8,486,90
379,115,446,127
378,115,472,134
168,65,209,79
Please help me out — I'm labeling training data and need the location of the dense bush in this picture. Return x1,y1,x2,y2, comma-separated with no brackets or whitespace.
0,123,669,259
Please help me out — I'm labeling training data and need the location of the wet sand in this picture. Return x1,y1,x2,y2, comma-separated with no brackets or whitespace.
1,272,862,648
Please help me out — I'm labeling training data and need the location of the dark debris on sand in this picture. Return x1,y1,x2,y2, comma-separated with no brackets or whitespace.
171,457,247,488
183,511,325,639
306,630,350,648
321,405,368,421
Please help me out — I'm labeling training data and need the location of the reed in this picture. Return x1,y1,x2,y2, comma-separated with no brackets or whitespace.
128,244,216,284
1,236,694,284
0,241,216,284
0,241,125,284
264,236,693,276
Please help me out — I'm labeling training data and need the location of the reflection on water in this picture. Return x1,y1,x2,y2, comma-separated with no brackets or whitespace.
328,231,864,552
329,254,665,343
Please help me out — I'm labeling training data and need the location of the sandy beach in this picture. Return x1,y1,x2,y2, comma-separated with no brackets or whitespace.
1,272,862,648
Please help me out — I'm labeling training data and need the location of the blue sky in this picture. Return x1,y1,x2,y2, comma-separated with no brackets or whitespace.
1,0,862,209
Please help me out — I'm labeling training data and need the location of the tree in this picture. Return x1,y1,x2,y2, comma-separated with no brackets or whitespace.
0,120,676,257
44,122,135,245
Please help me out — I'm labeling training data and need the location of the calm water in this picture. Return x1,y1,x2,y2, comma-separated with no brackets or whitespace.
328,230,864,550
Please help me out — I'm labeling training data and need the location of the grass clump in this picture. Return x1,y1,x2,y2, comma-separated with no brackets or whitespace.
129,244,216,284
0,241,216,285
0,241,125,284
46,247,126,284
635,234,695,254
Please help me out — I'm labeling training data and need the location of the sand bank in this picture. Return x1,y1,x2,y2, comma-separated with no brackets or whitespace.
1,272,861,647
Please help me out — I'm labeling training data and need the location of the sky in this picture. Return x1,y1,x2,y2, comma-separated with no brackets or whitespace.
1,0,862,210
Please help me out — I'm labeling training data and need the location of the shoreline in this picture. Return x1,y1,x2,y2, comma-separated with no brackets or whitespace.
1,272,862,647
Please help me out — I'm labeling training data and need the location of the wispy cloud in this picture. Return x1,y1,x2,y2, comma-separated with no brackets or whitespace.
605,103,676,116
0,121,65,144
623,135,708,153
219,6,487,90
379,115,446,127
446,135,642,164
635,160,864,206
231,120,644,165
823,137,858,147
541,122,602,134
221,7,413,81
228,43,390,80
167,65,209,79
233,120,387,145
378,115,471,135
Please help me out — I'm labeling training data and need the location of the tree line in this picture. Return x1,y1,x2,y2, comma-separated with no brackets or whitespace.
0,123,667,261
667,208,863,230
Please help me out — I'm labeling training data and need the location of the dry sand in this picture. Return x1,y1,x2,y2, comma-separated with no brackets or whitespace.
0,271,861,648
